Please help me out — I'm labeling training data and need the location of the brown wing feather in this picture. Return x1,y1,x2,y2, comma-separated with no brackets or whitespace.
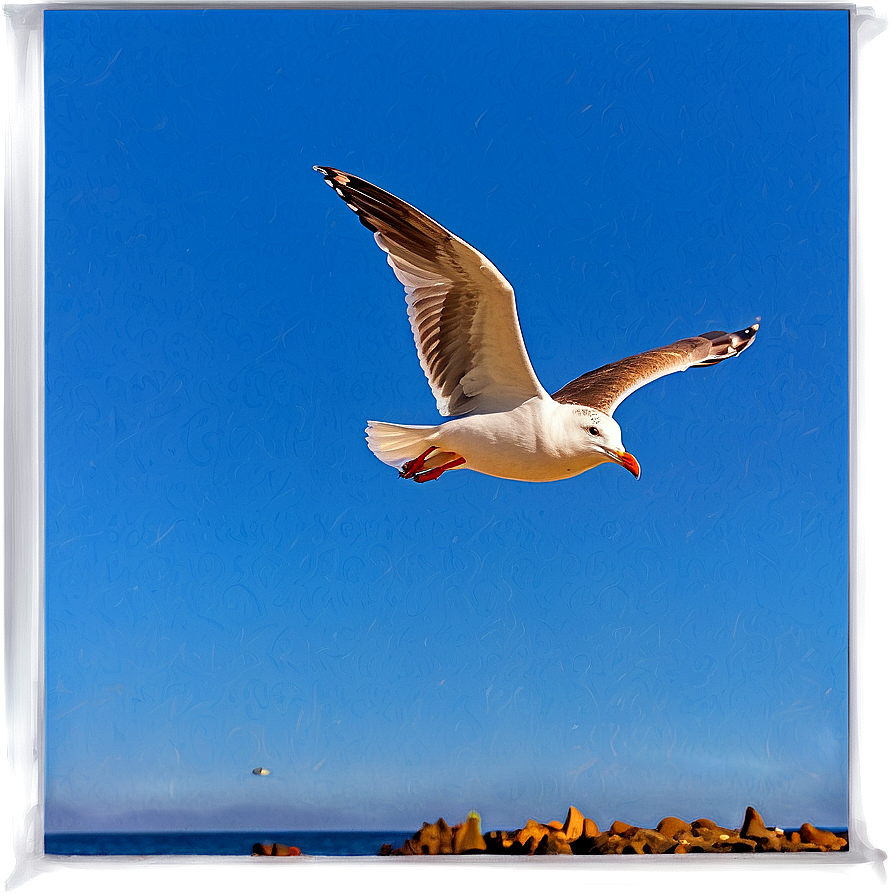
552,325,759,416
315,166,548,416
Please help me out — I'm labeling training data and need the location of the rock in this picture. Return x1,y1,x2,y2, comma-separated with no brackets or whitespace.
758,836,784,852
251,843,272,856
601,833,627,855
513,818,553,844
483,830,510,854
799,823,847,851
504,838,529,855
728,838,757,852
689,817,749,850
384,810,846,858
739,807,784,851
532,830,572,854
438,818,457,854
396,818,452,855
623,828,676,855
562,805,584,841
518,836,538,854
691,817,723,835
393,815,483,855
437,818,455,854
657,816,690,840
377,843,393,856
271,842,301,856
570,835,602,855
453,811,487,853
590,832,616,855
739,806,770,841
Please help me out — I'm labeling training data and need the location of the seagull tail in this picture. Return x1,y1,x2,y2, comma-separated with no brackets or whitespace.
365,421,443,469
693,322,760,366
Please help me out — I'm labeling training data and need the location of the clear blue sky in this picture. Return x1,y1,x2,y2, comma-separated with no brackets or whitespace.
44,8,849,834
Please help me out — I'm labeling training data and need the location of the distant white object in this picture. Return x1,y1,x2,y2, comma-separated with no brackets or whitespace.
252,767,271,776
315,166,758,484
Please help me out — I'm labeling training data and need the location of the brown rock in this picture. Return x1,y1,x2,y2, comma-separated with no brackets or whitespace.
609,820,638,837
533,830,573,855
711,834,756,851
483,830,515,854
586,832,613,854
393,839,416,856
518,836,538,854
395,818,452,855
570,835,602,855
439,818,457,854
271,842,301,856
485,831,534,856
799,823,846,851
624,829,676,855
739,806,771,840
562,806,584,841
673,835,706,853
420,818,452,854
546,820,564,831
728,838,757,852
690,818,746,849
780,837,801,852
657,816,690,840
377,843,393,856
505,837,529,855
454,812,487,853
515,818,552,853
582,817,600,838
601,833,627,855
691,817,724,838
251,843,272,856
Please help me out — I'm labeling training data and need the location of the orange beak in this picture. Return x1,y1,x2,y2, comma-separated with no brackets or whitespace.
610,450,641,480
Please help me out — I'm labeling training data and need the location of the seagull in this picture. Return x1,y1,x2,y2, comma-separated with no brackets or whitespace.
315,166,758,484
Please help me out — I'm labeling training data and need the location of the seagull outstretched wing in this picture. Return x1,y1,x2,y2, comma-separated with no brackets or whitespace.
315,166,549,417
551,325,759,416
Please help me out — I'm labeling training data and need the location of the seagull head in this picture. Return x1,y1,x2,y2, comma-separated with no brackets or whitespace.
578,411,641,479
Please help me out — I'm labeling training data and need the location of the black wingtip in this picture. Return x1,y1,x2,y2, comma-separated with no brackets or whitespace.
736,322,759,349
314,165,340,182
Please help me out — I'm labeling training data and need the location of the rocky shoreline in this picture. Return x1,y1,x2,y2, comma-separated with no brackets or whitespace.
251,805,847,857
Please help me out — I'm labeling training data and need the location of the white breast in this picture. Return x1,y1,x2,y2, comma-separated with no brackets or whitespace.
435,399,603,483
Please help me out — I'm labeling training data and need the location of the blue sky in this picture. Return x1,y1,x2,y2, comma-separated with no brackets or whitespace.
44,8,849,834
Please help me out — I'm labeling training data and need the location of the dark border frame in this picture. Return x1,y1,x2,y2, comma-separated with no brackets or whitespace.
0,0,896,893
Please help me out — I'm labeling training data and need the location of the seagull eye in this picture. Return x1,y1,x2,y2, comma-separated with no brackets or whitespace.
588,426,600,436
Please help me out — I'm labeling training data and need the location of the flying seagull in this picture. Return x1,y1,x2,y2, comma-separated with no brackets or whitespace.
315,166,758,484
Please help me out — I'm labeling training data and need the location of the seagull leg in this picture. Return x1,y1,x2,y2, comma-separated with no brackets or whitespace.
399,446,438,479
412,457,466,483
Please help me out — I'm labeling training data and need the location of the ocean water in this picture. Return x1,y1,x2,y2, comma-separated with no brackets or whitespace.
45,831,414,857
